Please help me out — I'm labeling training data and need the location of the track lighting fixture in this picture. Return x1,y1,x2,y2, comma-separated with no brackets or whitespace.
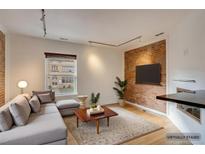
88,35,142,47
40,9,47,37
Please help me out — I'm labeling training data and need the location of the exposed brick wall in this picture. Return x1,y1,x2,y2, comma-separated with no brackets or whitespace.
0,31,5,106
124,40,166,113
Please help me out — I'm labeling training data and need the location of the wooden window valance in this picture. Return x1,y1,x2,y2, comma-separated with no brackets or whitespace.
44,52,77,59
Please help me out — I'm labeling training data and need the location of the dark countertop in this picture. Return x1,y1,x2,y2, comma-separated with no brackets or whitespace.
156,90,205,108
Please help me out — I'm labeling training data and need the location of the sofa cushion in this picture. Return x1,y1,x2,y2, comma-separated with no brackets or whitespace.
9,95,31,126
0,105,13,132
59,108,76,116
34,103,59,116
56,99,80,109
0,112,67,145
46,139,67,145
29,95,40,113
32,90,55,102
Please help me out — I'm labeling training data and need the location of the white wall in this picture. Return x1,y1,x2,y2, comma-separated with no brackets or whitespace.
6,34,123,105
168,10,205,144
0,25,6,33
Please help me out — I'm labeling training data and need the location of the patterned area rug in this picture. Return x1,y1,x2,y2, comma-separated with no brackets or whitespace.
64,107,163,145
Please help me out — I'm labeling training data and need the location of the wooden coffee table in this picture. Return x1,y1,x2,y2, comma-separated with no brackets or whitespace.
73,106,118,134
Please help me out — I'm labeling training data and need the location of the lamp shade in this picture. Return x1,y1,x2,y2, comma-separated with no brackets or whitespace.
18,81,28,89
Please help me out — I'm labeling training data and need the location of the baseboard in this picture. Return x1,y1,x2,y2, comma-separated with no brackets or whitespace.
125,101,167,117
101,102,119,106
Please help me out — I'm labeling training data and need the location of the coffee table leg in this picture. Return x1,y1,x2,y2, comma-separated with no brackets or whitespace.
107,117,109,127
77,117,79,128
96,120,99,134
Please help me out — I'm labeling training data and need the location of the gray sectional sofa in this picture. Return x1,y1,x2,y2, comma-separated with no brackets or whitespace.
0,94,68,145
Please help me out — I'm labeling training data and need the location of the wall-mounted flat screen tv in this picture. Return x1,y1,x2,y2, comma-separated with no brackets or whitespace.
136,63,161,85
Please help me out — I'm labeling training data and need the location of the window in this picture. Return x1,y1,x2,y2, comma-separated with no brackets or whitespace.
45,52,77,96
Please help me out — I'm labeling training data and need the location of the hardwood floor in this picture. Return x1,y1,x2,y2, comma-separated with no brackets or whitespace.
65,103,191,145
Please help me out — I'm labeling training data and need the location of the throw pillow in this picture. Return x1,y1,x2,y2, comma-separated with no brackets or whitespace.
29,95,40,113
22,93,31,101
0,106,13,131
37,93,52,104
9,95,31,126
32,90,55,102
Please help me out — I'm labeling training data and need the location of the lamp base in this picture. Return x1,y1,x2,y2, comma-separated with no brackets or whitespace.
20,88,24,94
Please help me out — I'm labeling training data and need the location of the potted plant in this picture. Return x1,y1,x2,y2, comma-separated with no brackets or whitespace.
113,77,127,106
90,92,100,108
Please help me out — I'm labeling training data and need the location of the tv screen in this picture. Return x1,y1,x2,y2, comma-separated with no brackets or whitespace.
136,63,161,85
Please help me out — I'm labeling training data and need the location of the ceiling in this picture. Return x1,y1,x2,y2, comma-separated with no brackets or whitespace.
0,9,192,50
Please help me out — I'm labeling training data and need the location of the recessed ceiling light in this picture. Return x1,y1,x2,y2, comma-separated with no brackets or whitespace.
155,32,164,37
59,37,68,41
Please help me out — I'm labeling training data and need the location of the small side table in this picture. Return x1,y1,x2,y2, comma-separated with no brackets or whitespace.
77,95,88,108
